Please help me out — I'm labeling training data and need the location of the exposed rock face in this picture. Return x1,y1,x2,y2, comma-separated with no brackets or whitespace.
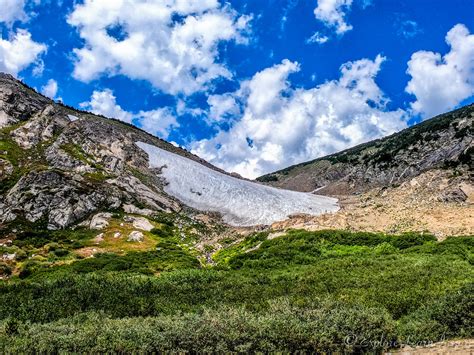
258,105,474,194
0,73,51,128
0,170,121,230
11,105,69,149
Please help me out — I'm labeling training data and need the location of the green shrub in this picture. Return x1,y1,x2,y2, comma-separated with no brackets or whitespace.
53,249,69,257
374,242,398,255
150,226,174,238
4,318,20,336
0,263,12,277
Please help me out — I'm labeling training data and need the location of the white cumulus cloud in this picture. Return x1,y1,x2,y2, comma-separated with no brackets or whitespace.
314,0,353,35
81,89,178,139
0,29,47,76
67,0,251,95
406,24,474,118
0,0,27,25
138,108,180,139
82,89,133,123
41,78,58,99
192,55,407,179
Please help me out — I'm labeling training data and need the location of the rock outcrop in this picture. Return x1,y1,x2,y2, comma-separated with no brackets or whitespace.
0,74,221,230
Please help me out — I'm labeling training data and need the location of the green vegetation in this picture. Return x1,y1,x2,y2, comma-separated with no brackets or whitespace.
0,229,472,352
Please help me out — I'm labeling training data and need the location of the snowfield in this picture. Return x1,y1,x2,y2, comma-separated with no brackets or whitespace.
136,142,339,226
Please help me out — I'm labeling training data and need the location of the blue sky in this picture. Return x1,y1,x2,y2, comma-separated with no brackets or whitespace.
0,0,473,178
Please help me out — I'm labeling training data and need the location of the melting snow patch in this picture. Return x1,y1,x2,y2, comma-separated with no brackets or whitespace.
67,114,79,122
136,142,339,226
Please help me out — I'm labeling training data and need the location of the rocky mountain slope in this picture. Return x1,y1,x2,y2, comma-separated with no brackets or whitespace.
258,105,473,195
257,104,473,237
0,73,336,232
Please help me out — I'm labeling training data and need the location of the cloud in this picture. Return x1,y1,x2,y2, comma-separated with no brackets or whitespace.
81,89,178,139
41,78,58,99
0,0,27,25
192,55,407,179
81,89,133,123
0,29,47,76
207,94,241,123
314,0,353,35
406,24,474,118
396,19,422,39
67,0,251,95
138,108,179,139
307,31,329,44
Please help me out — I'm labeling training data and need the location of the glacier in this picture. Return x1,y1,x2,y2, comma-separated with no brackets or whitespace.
136,142,339,226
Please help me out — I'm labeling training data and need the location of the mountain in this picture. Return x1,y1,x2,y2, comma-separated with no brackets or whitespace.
0,73,473,353
256,105,473,236
258,105,473,195
0,73,337,232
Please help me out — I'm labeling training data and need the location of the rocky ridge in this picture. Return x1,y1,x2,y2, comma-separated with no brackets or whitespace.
258,105,473,195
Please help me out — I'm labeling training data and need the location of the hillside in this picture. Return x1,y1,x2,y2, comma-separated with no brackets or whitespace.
256,105,473,237
0,73,336,233
258,105,473,194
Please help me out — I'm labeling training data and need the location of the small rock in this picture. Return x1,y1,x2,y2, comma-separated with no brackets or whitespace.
438,188,468,203
127,231,144,242
113,232,121,238
123,215,134,223
90,212,113,230
132,217,154,231
123,204,155,216
93,233,104,244
2,253,16,261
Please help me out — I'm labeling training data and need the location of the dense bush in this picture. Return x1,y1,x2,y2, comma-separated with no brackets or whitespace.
0,300,398,353
13,228,95,249
0,229,471,352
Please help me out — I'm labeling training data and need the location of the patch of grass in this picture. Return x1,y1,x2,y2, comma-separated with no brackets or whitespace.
213,232,268,265
59,143,102,170
0,123,51,194
83,171,110,182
